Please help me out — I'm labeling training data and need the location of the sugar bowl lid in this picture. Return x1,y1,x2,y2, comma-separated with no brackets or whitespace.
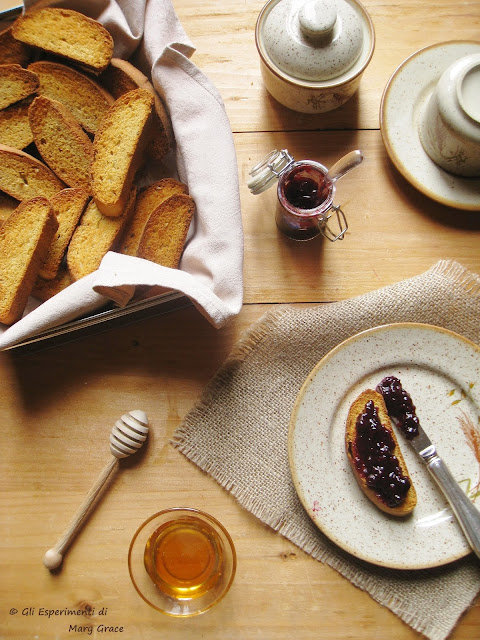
258,0,368,82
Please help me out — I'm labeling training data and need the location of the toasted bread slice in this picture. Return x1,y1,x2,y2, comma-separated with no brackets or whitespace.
33,265,72,302
0,26,31,66
0,144,64,201
120,178,188,256
91,89,154,217
67,188,136,281
39,188,90,280
28,60,113,134
345,389,417,516
100,58,172,160
11,8,113,74
0,192,19,227
28,96,93,189
0,63,39,110
0,97,34,149
137,194,195,269
0,196,58,325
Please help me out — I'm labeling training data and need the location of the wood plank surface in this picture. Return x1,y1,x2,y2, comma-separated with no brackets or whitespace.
174,0,480,132
238,130,480,303
2,305,480,640
1,0,480,638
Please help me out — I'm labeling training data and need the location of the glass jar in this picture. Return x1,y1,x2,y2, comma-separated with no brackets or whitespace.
248,148,363,240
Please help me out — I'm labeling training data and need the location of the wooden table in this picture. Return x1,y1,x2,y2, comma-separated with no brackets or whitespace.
2,1,480,638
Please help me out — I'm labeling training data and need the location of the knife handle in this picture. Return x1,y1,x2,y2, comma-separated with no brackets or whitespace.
427,455,480,559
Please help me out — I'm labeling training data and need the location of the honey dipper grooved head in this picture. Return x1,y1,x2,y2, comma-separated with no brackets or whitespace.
110,410,149,459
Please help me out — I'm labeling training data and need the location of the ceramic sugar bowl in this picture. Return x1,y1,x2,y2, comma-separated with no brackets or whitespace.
255,0,375,113
418,53,480,177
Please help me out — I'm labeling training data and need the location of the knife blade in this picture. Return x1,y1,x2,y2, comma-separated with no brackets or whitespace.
378,376,480,560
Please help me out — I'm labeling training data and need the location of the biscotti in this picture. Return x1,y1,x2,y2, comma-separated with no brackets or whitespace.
121,178,188,256
345,389,417,516
0,196,58,325
39,188,90,280
0,144,64,201
0,63,39,110
28,60,113,134
91,89,154,217
137,194,195,269
100,58,172,160
33,266,72,302
67,188,136,281
0,97,34,149
0,26,31,66
0,191,18,225
28,96,93,188
11,8,113,74
0,7,195,326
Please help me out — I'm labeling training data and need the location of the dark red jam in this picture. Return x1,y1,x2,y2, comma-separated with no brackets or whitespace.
283,166,331,210
352,400,411,508
376,376,420,440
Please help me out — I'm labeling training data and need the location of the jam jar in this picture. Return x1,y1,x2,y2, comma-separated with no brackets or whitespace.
248,148,363,240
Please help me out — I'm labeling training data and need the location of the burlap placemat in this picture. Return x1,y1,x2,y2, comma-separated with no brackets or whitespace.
173,260,480,640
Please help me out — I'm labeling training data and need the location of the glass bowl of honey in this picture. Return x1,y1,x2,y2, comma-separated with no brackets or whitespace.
128,508,236,616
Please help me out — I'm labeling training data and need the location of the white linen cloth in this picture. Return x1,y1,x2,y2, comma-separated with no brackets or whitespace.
0,0,243,349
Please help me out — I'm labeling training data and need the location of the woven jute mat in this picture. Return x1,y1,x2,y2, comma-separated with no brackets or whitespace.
173,260,480,640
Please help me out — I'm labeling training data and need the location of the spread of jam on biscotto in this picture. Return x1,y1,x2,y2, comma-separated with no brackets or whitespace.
352,400,411,508
376,376,420,439
283,166,331,209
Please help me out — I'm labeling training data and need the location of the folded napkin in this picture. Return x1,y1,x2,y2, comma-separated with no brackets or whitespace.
173,260,480,640
0,0,243,350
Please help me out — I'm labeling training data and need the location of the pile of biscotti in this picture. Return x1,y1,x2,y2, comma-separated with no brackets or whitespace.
0,7,196,326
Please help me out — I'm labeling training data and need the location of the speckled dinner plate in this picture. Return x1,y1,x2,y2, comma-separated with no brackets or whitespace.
288,323,480,569
380,41,480,211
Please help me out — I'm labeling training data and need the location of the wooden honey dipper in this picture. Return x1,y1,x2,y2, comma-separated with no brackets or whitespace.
43,410,149,570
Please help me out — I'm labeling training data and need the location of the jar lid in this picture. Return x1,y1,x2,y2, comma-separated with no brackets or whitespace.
260,0,366,82
248,149,295,195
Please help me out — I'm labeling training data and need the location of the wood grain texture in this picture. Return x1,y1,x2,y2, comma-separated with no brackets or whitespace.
175,0,480,132
1,0,480,637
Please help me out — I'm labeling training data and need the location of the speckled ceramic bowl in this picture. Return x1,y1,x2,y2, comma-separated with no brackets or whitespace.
255,0,375,113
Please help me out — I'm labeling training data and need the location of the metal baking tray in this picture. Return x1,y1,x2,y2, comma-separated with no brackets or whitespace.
0,3,23,21
5,291,191,353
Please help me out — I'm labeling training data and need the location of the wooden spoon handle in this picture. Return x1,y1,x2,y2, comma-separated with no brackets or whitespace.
43,457,118,570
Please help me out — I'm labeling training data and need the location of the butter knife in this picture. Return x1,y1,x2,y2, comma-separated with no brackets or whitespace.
378,376,480,560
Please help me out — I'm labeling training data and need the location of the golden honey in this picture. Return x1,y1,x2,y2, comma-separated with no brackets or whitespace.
144,515,223,600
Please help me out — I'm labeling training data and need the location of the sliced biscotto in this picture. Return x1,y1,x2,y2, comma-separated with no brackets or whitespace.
33,265,72,302
0,97,34,150
99,58,172,160
137,194,195,269
11,8,113,74
345,389,417,517
99,58,138,98
28,60,113,134
0,144,64,201
91,88,154,217
0,192,19,228
28,96,93,189
0,196,58,325
39,188,90,280
120,178,188,256
0,26,31,66
67,188,137,281
0,63,39,110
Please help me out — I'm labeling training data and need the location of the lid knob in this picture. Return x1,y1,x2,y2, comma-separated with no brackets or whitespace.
259,0,367,83
299,0,337,39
